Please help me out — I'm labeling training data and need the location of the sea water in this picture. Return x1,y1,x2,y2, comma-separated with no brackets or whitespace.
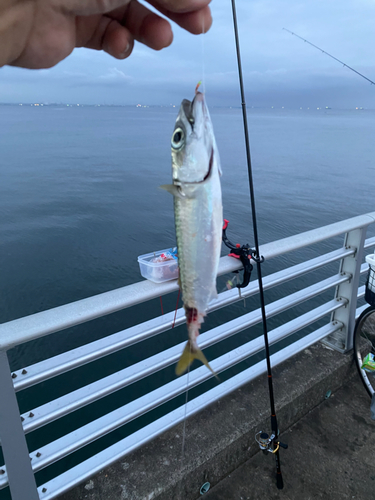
0,104,374,489
1,105,374,323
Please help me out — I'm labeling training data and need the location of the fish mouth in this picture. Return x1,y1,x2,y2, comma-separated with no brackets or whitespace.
191,92,205,121
174,92,213,185
182,99,194,125
181,91,205,127
202,147,214,182
189,92,213,183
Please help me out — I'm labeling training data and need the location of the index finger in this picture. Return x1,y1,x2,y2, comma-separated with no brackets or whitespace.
147,0,212,34
148,0,212,14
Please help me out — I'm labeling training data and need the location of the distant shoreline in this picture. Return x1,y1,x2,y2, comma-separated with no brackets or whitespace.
0,103,372,111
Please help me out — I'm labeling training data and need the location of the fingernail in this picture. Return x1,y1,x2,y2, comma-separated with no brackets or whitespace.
119,43,131,59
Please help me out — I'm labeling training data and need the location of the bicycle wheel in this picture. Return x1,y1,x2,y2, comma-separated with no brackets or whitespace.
353,306,375,397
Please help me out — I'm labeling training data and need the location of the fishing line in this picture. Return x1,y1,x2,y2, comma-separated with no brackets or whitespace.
180,359,191,458
171,289,180,328
178,318,190,472
201,15,206,95
179,14,207,478
230,0,285,490
159,296,164,315
178,344,191,500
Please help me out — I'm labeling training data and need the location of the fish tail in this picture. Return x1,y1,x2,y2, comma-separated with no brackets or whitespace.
175,340,219,380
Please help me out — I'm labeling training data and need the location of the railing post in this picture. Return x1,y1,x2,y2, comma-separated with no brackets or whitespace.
323,227,367,352
0,350,39,500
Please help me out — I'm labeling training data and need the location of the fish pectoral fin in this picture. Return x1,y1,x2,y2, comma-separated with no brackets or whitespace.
176,341,219,381
159,184,185,199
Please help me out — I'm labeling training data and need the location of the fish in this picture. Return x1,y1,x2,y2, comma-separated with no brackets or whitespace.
161,89,223,376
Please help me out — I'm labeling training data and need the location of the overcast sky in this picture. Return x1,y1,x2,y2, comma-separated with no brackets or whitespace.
1,0,374,108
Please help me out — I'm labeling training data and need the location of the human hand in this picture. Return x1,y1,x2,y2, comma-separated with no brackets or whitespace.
1,0,212,69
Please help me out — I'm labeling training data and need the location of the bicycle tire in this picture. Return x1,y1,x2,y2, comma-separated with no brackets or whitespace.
353,305,375,398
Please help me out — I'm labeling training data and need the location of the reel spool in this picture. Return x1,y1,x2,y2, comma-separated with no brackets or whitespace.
255,431,288,455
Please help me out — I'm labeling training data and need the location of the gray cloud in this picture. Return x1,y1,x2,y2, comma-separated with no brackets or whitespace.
0,0,374,107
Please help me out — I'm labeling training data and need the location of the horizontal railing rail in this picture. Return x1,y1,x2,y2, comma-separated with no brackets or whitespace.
19,272,349,435
13,246,354,393
1,213,374,351
365,235,375,249
0,211,374,500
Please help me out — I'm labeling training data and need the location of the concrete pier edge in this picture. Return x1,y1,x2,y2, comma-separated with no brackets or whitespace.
59,342,356,500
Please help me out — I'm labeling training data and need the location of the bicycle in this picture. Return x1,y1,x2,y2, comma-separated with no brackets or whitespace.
353,254,375,398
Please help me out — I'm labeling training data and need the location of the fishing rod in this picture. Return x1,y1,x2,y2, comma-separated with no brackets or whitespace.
230,0,287,490
283,28,375,86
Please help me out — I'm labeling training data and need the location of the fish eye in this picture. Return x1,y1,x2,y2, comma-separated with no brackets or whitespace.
171,127,185,150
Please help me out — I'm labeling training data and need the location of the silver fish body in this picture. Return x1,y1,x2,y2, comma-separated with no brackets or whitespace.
162,91,223,375
174,153,222,315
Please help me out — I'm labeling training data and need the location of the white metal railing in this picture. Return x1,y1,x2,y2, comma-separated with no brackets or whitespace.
0,212,375,499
